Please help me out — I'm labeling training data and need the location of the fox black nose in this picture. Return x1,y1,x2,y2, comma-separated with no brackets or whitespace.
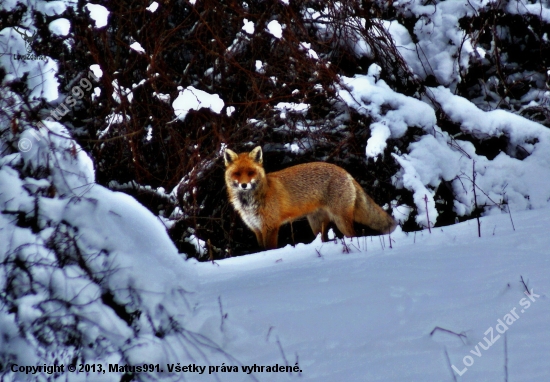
240,183,248,189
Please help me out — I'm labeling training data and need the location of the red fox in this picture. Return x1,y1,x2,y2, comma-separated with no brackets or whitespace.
224,146,397,249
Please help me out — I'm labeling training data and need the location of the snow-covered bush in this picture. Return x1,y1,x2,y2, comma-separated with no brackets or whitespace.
375,0,550,112
0,3,230,379
0,121,233,379
3,0,550,260
46,0,408,258
338,68,550,229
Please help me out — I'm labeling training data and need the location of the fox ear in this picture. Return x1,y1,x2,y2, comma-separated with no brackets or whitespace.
224,149,238,166
249,146,263,164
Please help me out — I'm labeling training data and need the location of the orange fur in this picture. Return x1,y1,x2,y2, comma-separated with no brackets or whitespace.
224,146,397,249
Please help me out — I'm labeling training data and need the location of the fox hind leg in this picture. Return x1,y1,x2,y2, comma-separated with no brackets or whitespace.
307,210,331,242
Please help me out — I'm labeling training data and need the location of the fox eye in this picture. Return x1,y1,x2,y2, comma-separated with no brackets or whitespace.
248,171,255,177
234,171,241,177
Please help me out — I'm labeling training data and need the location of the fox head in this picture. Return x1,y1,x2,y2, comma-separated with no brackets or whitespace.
224,146,265,192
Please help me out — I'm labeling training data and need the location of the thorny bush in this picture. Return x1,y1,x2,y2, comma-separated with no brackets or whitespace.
13,0,549,259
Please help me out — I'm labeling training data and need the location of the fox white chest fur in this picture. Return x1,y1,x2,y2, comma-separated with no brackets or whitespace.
229,190,262,231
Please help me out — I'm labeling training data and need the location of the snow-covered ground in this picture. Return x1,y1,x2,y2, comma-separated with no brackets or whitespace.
187,207,550,381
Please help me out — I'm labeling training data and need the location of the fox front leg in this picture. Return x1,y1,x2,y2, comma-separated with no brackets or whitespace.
253,230,263,248
263,227,280,250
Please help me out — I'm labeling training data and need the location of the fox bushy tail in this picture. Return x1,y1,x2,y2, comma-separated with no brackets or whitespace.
353,180,397,234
